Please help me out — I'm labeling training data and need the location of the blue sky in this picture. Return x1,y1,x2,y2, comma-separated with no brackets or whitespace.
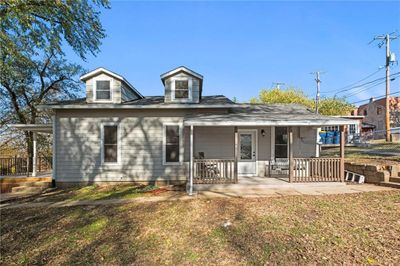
66,1,400,104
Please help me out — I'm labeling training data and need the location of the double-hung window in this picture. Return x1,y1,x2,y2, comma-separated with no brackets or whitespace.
102,124,119,164
172,78,192,101
275,127,288,158
163,124,181,164
95,79,112,101
175,80,189,99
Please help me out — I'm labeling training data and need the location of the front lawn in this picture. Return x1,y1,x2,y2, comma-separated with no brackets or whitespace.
10,184,167,203
321,140,400,163
1,191,399,265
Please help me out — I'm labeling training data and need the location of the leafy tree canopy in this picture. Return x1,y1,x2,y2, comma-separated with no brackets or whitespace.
250,88,354,116
0,0,110,61
0,0,109,158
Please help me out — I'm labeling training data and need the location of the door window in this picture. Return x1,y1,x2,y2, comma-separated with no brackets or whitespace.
240,133,252,160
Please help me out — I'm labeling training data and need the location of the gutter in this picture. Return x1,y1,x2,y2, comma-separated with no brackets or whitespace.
37,104,238,110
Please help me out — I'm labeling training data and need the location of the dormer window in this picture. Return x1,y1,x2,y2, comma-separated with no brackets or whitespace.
160,66,203,103
172,78,192,102
94,78,112,101
175,80,189,99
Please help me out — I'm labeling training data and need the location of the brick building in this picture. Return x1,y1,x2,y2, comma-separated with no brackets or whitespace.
353,96,400,139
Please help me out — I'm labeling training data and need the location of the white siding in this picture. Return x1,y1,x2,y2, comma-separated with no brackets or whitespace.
55,109,223,182
54,109,318,182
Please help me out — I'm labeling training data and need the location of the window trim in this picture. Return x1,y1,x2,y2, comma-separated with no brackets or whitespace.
271,126,289,159
162,122,183,165
377,106,383,115
93,77,113,103
171,77,193,102
100,122,121,165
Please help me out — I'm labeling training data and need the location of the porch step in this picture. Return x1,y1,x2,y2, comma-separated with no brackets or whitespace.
389,177,400,183
19,181,52,188
378,182,400,189
9,181,52,193
11,186,47,193
0,177,52,193
0,177,52,184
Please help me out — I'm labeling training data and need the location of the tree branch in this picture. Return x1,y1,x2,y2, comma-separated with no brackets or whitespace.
2,83,27,124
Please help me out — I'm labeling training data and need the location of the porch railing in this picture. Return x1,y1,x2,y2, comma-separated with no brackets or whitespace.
292,158,341,182
0,156,52,176
193,159,236,184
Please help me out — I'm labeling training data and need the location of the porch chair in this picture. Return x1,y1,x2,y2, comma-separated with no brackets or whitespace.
195,152,221,178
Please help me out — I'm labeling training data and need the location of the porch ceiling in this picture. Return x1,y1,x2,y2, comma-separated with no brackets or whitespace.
11,124,53,133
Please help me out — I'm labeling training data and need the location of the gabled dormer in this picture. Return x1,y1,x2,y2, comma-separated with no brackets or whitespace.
160,66,203,104
80,67,143,104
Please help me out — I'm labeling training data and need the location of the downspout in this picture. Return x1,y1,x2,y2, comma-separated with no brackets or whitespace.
189,125,194,195
52,115,56,188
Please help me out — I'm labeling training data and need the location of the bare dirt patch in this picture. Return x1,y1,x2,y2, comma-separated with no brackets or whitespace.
1,191,400,265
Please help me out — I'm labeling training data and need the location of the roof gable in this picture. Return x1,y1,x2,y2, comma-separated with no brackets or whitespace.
160,66,203,84
80,67,143,98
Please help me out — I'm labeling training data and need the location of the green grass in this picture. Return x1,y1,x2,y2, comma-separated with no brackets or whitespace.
321,141,400,162
65,184,158,201
78,218,109,240
1,191,399,265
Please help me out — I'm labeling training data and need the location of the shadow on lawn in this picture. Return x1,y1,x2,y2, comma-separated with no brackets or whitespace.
3,193,397,265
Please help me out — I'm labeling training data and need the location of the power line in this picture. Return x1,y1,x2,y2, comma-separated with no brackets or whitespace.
322,67,383,95
349,91,400,105
333,72,400,97
345,76,398,98
344,79,388,98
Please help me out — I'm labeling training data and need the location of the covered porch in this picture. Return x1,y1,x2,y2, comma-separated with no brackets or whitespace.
9,124,54,178
184,109,353,195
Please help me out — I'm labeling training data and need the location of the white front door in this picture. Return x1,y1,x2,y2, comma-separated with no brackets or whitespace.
238,130,257,176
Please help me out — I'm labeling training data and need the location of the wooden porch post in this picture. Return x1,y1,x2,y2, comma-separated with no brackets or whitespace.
32,132,37,177
234,126,238,183
288,127,294,183
340,125,345,182
189,125,194,195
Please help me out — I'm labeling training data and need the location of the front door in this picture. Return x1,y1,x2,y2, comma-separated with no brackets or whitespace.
238,130,257,176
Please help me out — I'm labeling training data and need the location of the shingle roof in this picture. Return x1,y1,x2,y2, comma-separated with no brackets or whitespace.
43,95,235,107
122,95,234,105
183,104,355,126
45,97,87,105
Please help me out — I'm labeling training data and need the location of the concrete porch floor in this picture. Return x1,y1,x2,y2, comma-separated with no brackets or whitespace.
194,176,395,197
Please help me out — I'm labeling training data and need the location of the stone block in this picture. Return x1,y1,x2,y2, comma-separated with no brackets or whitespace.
390,165,400,177
376,171,390,182
365,165,379,172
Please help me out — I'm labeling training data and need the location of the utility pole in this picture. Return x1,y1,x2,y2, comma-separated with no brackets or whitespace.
371,33,398,142
272,82,285,89
310,71,324,114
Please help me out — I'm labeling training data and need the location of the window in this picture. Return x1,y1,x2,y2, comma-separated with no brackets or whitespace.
175,80,189,99
349,124,356,135
240,134,252,160
275,127,288,158
172,78,192,101
377,107,383,115
102,125,119,163
95,80,111,101
163,124,181,164
363,110,367,116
